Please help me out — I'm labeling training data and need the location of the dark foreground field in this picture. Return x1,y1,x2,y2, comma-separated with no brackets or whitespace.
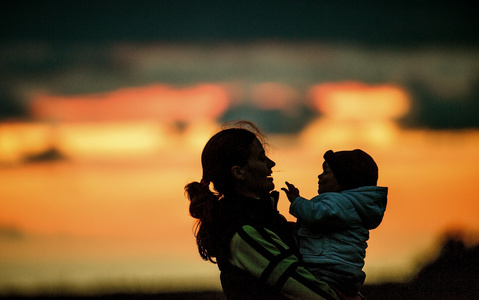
3,236,478,300
1,282,478,300
2,280,479,300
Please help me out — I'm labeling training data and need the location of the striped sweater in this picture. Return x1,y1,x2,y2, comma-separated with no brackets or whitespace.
219,222,339,299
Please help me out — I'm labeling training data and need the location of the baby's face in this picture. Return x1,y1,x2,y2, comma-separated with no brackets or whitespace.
317,161,342,194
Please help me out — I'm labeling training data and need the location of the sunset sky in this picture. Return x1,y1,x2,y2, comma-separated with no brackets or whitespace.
1,1,478,296
1,81,478,295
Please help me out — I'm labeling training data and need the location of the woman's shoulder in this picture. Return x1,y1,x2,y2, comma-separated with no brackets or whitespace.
228,219,276,239
231,217,297,251
229,224,293,262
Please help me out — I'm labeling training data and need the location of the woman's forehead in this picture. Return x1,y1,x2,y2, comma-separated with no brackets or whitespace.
250,138,265,152
251,138,262,148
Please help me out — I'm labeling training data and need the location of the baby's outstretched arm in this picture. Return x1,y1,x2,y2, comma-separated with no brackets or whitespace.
281,181,300,202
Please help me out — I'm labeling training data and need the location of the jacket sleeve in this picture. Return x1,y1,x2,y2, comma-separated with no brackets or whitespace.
229,225,339,300
289,194,355,229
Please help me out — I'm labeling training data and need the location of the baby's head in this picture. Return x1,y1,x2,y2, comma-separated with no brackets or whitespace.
323,149,378,191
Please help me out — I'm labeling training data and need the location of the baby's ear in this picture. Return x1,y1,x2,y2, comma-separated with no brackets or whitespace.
231,165,245,180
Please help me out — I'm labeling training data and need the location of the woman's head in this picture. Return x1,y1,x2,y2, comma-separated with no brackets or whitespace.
200,121,275,198
232,137,276,198
185,121,275,262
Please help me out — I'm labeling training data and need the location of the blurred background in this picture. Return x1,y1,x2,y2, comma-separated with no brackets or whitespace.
1,0,478,297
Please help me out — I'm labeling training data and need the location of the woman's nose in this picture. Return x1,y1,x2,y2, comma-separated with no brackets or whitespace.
268,157,276,167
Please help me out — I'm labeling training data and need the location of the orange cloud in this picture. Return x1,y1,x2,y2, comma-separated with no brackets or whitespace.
250,82,300,110
308,82,410,121
30,84,229,122
301,82,412,148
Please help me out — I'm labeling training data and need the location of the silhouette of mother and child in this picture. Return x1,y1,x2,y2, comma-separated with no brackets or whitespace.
185,121,388,300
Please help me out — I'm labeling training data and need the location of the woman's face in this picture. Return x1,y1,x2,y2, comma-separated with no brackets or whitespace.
238,138,276,198
317,161,342,194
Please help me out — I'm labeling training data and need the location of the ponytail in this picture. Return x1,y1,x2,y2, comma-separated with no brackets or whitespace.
185,180,219,263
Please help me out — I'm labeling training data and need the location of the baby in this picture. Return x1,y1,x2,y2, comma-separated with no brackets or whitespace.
282,149,388,298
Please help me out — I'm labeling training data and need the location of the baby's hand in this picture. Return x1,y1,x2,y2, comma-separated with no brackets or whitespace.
281,181,300,202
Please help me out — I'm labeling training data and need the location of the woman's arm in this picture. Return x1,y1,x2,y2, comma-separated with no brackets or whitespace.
229,225,339,300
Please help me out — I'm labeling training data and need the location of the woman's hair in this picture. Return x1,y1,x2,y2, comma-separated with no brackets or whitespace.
184,121,266,262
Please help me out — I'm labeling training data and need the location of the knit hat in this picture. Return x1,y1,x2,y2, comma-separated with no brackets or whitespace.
323,149,378,190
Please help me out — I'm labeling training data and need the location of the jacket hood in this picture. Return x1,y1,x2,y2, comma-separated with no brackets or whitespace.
342,186,388,229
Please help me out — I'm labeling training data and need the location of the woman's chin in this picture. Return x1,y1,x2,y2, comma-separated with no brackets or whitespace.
266,181,275,192
268,184,275,192
266,177,274,190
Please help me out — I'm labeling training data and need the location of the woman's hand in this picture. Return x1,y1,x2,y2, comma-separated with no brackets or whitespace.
281,181,300,202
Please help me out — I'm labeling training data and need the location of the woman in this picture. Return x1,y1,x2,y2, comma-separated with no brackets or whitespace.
185,121,338,300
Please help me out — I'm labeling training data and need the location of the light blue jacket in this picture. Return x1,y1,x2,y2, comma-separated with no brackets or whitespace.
289,186,388,294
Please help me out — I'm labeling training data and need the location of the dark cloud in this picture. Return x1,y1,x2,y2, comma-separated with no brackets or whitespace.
401,77,479,130
0,85,28,120
220,104,317,134
0,223,25,240
1,42,479,131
